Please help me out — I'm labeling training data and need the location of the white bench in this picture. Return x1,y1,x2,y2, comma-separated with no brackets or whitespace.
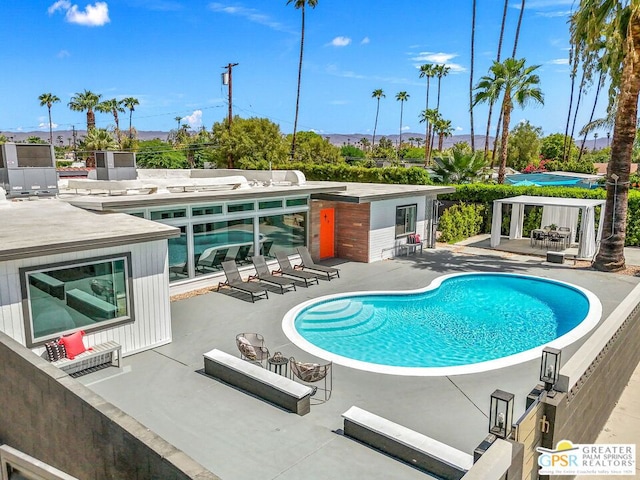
30,273,65,300
342,406,473,480
203,349,313,415
397,242,423,256
66,289,117,319
51,341,121,375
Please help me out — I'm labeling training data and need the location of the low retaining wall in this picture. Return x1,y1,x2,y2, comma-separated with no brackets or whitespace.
0,332,218,480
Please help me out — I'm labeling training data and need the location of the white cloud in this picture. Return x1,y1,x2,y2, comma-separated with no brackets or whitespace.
329,100,349,105
182,110,203,129
549,58,569,65
411,52,466,73
402,126,411,132
208,3,290,32
456,126,463,131
49,1,110,27
329,36,351,47
536,10,571,17
39,121,59,130
360,37,370,45
57,49,70,58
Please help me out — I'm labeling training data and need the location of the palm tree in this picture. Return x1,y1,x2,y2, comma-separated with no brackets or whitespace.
68,90,102,132
96,98,125,143
593,132,599,150
81,128,118,151
175,116,182,130
122,97,139,139
469,0,477,152
38,93,60,145
434,118,454,151
432,146,489,184
395,91,410,153
473,58,544,184
483,0,510,159
287,0,319,161
371,89,385,146
572,1,640,271
419,64,437,161
429,65,450,156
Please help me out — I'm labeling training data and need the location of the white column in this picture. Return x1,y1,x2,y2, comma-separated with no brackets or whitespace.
491,202,503,247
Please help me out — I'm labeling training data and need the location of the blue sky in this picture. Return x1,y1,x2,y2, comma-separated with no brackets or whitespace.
0,0,609,140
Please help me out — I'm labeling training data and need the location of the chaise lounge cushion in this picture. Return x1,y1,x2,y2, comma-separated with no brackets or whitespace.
295,361,322,382
237,336,257,360
59,330,90,360
45,340,67,361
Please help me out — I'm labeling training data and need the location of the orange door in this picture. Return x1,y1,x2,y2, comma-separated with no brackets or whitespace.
319,208,335,259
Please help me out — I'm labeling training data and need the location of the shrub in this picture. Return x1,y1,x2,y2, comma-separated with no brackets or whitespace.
438,203,485,243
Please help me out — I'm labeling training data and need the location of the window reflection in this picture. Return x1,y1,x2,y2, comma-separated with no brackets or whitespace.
259,213,307,257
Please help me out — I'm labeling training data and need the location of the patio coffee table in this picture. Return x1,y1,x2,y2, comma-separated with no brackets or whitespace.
267,354,288,377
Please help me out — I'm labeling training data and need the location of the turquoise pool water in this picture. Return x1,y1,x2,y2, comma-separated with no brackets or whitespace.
285,273,600,375
505,173,599,189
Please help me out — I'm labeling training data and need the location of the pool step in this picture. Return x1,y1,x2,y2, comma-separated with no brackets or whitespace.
306,299,353,315
301,304,375,332
303,301,365,324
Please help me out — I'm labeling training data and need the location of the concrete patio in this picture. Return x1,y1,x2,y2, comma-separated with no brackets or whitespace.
79,246,640,480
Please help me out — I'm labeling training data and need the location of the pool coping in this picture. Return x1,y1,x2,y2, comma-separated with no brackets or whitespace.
281,272,603,377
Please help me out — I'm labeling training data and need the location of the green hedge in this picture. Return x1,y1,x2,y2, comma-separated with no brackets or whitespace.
439,203,485,243
287,162,433,185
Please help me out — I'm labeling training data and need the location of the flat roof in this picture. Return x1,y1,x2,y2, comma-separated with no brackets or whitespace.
494,195,606,208
309,182,455,203
61,182,348,211
0,199,179,261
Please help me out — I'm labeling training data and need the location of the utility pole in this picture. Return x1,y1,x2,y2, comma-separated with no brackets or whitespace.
72,125,77,163
222,62,239,169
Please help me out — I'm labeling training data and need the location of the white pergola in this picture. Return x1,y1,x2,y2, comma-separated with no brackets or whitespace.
491,195,606,259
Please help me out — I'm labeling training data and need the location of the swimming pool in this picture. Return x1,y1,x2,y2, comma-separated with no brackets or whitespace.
505,173,599,189
282,273,601,376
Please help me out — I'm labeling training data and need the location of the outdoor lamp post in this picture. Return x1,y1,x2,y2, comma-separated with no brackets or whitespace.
540,346,561,391
489,389,514,439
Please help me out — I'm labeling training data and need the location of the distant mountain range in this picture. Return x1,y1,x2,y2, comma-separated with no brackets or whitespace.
3,130,610,151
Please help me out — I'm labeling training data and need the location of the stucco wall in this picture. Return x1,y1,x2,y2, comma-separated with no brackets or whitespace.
0,332,218,479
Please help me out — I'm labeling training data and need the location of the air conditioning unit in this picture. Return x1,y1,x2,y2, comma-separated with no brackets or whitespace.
0,143,58,197
95,151,137,180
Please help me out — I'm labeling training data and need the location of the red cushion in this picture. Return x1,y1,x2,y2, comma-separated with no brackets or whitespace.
59,331,88,360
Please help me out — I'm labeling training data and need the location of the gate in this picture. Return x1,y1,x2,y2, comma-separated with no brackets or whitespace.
514,395,548,480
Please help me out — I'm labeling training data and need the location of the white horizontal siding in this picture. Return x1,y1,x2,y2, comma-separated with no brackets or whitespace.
0,240,171,357
369,196,428,262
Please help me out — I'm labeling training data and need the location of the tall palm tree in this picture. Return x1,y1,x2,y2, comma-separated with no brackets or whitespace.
371,89,385,147
473,58,544,184
38,93,60,145
429,65,450,159
287,0,319,161
175,116,182,130
96,98,125,143
469,0,477,152
483,0,510,159
419,64,437,162
68,90,101,132
571,1,640,272
122,97,139,139
395,91,410,153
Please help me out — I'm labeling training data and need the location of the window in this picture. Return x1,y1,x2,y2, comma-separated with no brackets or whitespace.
259,212,307,257
395,204,417,237
193,218,254,276
150,208,186,220
259,200,283,210
227,202,254,213
192,205,223,216
286,198,308,207
21,255,133,347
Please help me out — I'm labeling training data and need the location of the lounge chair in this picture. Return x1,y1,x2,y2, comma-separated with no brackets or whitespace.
236,333,270,367
233,244,252,265
198,248,228,272
218,261,269,302
295,247,339,280
248,255,296,294
289,356,332,402
261,240,274,258
274,252,319,287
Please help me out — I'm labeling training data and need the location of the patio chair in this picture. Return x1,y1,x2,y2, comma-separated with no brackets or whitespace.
289,356,332,402
236,333,270,367
233,244,252,265
295,247,339,280
248,255,296,294
546,231,563,250
274,252,320,287
198,248,229,272
218,261,269,303
261,240,274,258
